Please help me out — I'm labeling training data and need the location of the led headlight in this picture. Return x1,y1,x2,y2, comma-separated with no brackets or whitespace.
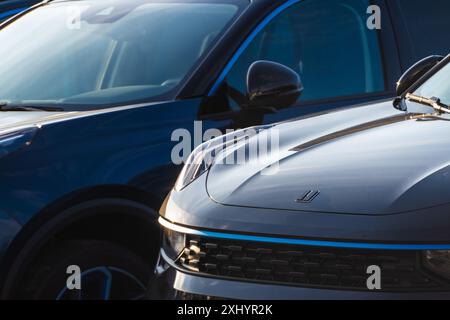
0,127,38,158
174,142,212,191
423,250,450,280
174,130,239,191
174,126,271,191
162,227,186,261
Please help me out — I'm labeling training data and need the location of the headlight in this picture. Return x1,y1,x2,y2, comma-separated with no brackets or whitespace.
174,130,239,191
0,127,38,158
162,227,186,261
174,126,271,191
423,250,450,280
174,142,213,191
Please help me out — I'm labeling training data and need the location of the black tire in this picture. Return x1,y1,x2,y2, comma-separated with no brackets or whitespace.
21,240,152,300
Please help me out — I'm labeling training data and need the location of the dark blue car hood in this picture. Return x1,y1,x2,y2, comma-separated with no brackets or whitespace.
0,102,161,134
207,100,450,215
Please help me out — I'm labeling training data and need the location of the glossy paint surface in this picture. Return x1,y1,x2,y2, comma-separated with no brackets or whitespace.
207,100,450,215
0,0,445,296
0,0,402,266
159,217,450,250
0,100,203,225
162,99,450,242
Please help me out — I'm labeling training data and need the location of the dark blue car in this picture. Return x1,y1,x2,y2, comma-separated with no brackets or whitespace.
0,0,41,22
0,0,449,299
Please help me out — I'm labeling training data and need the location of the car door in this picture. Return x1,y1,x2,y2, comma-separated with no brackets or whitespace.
202,0,400,127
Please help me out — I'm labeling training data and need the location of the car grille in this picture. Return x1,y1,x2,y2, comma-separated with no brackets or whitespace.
178,236,447,292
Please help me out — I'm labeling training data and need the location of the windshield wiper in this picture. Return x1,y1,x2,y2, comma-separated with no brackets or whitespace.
405,93,450,115
0,102,64,112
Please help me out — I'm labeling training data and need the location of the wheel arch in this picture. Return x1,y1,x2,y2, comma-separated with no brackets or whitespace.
0,184,163,298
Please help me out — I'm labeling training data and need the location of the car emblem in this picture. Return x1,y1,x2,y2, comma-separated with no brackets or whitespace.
296,190,320,203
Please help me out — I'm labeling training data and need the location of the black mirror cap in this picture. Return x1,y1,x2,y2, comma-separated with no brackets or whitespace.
247,60,303,110
396,55,444,96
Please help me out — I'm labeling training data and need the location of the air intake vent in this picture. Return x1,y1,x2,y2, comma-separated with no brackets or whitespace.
178,236,447,292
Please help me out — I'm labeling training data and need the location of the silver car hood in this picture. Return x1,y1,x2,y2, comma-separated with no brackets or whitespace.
206,100,450,215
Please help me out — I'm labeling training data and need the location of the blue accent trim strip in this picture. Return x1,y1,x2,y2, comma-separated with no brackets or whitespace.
208,0,301,96
0,7,27,20
159,217,450,251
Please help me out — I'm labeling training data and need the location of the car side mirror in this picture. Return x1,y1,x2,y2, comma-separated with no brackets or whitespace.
396,55,444,96
247,60,303,112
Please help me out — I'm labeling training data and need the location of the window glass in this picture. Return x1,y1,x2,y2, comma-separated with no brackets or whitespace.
395,0,450,67
415,62,450,106
0,0,241,110
226,0,385,105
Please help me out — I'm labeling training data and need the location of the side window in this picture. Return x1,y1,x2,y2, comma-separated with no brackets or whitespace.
226,0,385,106
394,0,450,68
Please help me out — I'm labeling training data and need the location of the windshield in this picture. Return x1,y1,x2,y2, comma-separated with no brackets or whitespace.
0,0,241,110
414,61,450,106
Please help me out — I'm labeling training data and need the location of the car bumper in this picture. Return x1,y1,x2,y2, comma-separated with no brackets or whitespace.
152,251,450,300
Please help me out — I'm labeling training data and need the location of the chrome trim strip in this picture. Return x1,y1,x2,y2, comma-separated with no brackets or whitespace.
159,217,450,251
